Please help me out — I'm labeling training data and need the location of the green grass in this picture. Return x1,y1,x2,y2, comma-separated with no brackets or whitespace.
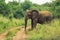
27,19,60,40
0,15,60,40
0,16,24,34
0,15,31,34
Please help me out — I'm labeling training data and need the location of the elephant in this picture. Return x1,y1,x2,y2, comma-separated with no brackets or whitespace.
25,9,53,31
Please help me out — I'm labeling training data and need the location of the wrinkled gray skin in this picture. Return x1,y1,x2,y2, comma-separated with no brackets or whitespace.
25,10,53,31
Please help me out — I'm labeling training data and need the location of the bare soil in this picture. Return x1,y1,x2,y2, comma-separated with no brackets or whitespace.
0,26,31,40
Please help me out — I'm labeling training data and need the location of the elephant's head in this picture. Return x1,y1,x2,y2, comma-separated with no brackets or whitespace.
25,9,39,31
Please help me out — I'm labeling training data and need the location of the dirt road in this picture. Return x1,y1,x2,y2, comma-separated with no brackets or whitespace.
0,26,30,40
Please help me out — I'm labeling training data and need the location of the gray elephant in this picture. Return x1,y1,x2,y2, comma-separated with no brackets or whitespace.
25,10,53,31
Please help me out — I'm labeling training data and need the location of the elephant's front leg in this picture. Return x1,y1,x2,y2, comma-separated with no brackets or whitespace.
25,15,28,31
31,19,37,30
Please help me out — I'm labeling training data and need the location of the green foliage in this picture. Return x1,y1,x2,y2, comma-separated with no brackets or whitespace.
0,1,11,17
21,0,32,10
27,19,60,40
30,4,41,11
0,0,5,2
0,16,24,34
0,0,60,18
13,9,24,19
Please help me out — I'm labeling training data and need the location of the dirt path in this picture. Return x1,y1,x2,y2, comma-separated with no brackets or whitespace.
0,27,21,40
12,26,30,40
12,28,27,40
0,26,30,40
0,32,8,40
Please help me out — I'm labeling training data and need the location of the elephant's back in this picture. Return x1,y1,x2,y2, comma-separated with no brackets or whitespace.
39,11,52,16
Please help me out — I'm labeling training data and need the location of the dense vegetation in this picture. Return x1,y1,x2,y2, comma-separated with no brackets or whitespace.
0,0,60,19
0,0,60,40
27,19,60,40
